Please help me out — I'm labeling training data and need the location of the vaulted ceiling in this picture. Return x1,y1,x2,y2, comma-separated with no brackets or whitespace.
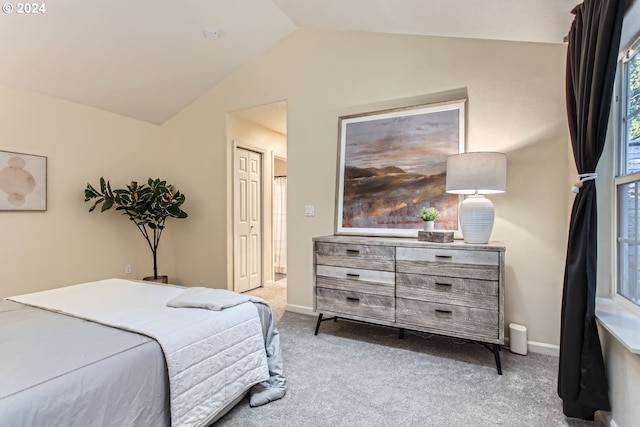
0,0,578,125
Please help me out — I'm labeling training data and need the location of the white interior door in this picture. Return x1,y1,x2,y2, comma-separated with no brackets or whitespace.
234,147,262,292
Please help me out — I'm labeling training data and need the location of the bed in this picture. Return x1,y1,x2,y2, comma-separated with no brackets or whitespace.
0,279,286,427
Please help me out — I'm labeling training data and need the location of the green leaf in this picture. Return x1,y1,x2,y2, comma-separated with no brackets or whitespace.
101,198,114,212
88,198,104,212
167,206,187,218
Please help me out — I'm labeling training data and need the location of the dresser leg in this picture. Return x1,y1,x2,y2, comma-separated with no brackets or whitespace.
314,313,323,335
492,344,503,375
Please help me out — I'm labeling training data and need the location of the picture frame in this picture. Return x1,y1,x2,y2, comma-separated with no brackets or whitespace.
0,150,47,211
335,99,465,237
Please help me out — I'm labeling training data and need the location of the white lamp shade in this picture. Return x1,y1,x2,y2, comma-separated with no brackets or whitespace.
446,152,507,194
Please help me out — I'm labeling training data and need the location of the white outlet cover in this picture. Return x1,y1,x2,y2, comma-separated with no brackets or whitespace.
304,205,315,216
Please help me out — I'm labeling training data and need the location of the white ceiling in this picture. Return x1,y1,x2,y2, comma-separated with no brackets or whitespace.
0,0,578,126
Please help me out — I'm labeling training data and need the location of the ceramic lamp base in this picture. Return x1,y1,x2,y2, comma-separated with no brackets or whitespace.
459,195,494,244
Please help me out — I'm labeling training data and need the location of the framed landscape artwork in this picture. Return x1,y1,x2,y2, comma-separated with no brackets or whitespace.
335,99,465,237
0,150,47,211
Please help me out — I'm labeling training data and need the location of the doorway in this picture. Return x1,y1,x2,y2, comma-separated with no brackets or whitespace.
273,156,287,282
228,100,287,297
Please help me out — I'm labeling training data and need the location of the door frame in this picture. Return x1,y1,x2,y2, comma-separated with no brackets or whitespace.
232,141,266,292
272,153,287,279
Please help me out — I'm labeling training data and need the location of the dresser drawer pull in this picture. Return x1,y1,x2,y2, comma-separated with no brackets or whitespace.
435,282,452,288
435,255,453,260
435,309,452,315
346,297,360,302
346,273,360,279
346,249,360,255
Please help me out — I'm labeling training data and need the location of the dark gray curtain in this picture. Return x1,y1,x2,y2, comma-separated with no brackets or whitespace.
558,0,624,420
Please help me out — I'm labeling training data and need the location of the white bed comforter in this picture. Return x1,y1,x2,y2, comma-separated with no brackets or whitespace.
7,279,270,427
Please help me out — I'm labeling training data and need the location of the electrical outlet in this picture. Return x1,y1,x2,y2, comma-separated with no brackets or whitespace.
125,264,132,275
304,205,315,217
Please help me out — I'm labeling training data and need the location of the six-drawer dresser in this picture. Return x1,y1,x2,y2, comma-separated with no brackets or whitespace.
312,234,506,374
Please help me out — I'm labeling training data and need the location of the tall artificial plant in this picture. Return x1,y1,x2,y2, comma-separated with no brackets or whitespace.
84,178,188,280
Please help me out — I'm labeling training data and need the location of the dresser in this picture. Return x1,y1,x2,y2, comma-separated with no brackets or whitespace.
313,235,505,374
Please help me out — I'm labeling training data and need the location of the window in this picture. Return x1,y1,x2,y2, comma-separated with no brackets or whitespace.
617,37,640,307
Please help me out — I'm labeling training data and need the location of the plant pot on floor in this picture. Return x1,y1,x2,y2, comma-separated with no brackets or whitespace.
143,275,168,284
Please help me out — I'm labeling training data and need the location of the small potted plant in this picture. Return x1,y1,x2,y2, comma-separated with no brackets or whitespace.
418,206,440,231
84,177,188,282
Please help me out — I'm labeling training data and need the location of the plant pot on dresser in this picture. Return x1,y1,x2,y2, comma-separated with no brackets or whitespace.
312,234,505,374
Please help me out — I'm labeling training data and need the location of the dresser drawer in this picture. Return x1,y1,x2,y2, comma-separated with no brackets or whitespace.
396,298,499,342
396,272,498,309
315,242,395,271
397,247,499,265
316,265,395,297
316,288,395,322
396,247,499,280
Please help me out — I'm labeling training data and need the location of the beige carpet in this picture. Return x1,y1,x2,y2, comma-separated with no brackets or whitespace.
217,309,603,427
219,278,604,427
246,278,286,321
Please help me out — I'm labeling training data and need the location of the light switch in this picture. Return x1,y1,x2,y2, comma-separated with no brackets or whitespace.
304,205,315,217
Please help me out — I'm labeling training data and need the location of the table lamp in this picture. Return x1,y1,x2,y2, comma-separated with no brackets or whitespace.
446,152,507,244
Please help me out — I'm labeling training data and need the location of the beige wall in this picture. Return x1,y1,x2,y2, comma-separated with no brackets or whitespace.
0,83,165,298
161,28,570,347
600,330,640,427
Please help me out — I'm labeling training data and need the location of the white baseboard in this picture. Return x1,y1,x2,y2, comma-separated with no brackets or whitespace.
527,340,560,356
285,304,315,316
503,336,559,356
